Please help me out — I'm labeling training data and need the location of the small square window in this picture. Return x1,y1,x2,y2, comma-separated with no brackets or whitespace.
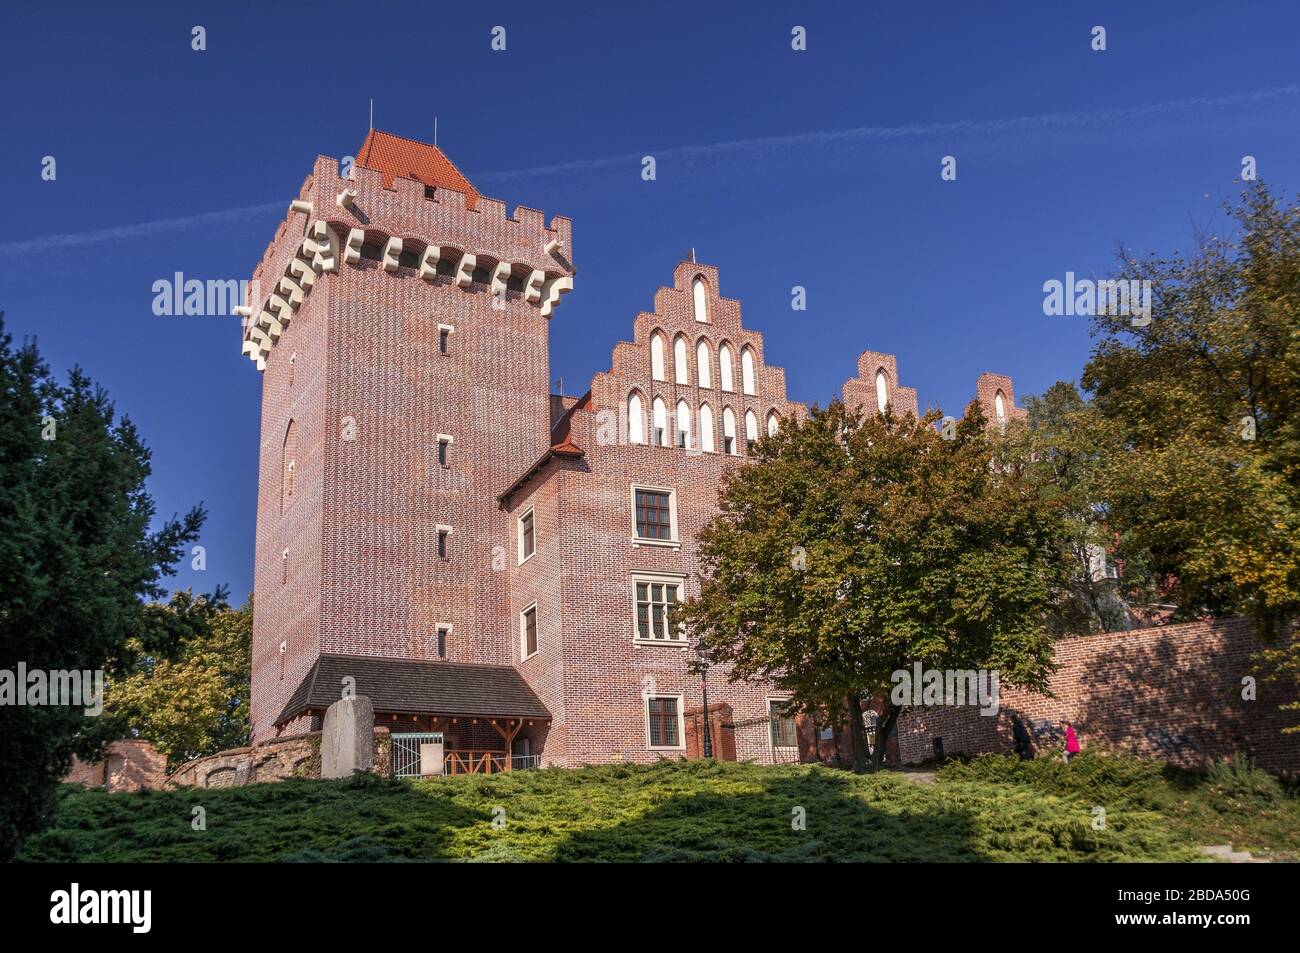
633,488,674,542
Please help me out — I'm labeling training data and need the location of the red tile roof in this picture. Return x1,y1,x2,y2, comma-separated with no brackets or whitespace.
356,129,480,210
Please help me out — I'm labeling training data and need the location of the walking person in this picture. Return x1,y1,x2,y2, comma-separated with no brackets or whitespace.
1011,715,1033,761
1063,721,1081,763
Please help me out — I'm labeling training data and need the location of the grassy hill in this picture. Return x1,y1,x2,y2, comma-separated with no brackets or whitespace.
18,754,1299,863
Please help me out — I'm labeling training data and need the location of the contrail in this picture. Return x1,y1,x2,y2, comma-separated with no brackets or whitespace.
0,201,285,256
6,84,1297,256
475,83,1300,182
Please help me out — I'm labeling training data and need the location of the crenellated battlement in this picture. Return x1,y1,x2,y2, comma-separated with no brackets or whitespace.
239,148,575,370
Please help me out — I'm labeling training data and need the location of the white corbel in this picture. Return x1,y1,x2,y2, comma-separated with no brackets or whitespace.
490,260,511,297
278,276,304,310
419,244,441,282
544,236,563,256
539,275,573,317
523,269,545,304
288,256,316,291
344,227,365,265
455,252,476,289
336,188,356,208
382,237,403,272
290,199,313,216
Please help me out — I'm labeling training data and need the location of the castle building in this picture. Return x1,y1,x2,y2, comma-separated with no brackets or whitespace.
243,131,1026,770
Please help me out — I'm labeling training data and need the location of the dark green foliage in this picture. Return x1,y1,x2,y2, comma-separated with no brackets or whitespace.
0,315,210,858
21,757,1296,863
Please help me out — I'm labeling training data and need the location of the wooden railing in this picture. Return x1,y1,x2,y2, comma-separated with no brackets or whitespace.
443,750,508,775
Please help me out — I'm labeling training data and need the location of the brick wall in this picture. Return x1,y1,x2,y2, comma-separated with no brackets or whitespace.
896,617,1300,775
64,740,167,792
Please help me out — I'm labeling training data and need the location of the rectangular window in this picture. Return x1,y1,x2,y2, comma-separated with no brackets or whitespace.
633,574,684,643
438,324,454,355
437,526,451,558
437,435,452,467
724,435,735,454
647,696,681,748
520,604,538,659
436,625,450,659
633,488,674,541
676,429,687,448
770,700,797,748
518,508,535,562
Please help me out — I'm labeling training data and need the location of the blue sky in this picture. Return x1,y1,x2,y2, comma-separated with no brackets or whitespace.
3,1,1298,604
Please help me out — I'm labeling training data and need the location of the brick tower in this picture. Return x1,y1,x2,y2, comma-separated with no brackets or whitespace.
243,132,573,744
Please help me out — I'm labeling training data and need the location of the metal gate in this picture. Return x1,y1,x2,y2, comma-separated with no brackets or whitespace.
391,732,443,778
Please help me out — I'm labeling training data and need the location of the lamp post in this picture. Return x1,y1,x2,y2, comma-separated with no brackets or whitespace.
694,643,713,759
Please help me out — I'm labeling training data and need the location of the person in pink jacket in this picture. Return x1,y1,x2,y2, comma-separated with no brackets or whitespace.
1063,721,1081,763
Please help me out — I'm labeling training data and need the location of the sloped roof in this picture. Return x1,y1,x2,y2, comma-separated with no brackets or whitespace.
498,391,591,506
275,654,550,725
356,129,480,209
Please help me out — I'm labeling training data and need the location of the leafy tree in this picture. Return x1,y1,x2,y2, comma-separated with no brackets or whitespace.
1082,185,1299,638
0,315,208,859
109,596,252,768
678,400,1070,771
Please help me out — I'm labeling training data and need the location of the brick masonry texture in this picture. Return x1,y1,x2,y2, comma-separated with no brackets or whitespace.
245,135,1294,775
895,617,1298,775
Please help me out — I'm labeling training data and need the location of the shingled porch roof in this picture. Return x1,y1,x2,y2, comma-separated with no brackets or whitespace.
275,654,550,726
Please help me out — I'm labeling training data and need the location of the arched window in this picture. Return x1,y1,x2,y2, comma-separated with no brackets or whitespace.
719,343,734,392
673,335,689,383
699,404,715,452
676,399,692,448
722,407,738,454
650,332,666,382
745,409,758,443
692,276,708,323
994,390,1007,425
628,392,645,444
696,340,712,388
281,419,298,514
741,347,756,395
767,411,779,437
652,397,668,446
875,369,889,413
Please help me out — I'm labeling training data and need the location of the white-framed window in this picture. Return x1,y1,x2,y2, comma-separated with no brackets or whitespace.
722,407,738,455
650,332,666,381
520,603,538,660
719,343,734,391
741,347,756,395
675,399,692,448
437,433,453,467
692,276,709,323
632,571,686,645
646,693,685,749
696,340,712,388
699,404,715,452
652,397,668,446
745,409,758,443
875,369,889,413
435,623,452,659
628,391,646,444
437,524,452,559
631,485,679,546
438,323,454,355
517,506,535,564
673,334,689,383
768,698,798,749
